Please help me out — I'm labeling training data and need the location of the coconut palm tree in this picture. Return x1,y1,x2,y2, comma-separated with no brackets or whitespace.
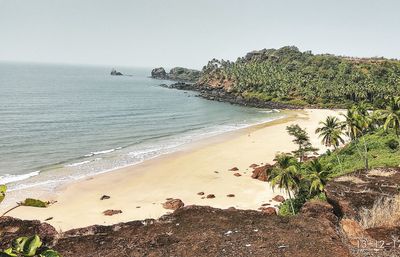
315,116,345,172
342,105,373,171
315,116,345,148
377,96,400,138
355,104,374,171
341,107,363,140
269,153,300,215
305,159,329,194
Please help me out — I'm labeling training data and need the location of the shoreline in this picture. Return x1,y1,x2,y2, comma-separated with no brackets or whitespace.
7,109,342,231
2,110,286,200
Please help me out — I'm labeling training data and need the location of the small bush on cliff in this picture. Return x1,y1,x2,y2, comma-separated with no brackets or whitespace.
0,234,62,257
278,193,308,216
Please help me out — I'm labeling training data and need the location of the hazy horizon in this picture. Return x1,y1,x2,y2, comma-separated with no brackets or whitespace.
1,0,399,69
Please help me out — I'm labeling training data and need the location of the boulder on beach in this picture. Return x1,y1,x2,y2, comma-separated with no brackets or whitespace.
272,195,285,203
251,164,273,182
229,167,239,171
259,207,277,215
100,195,110,200
162,199,184,210
226,194,235,197
206,194,215,199
249,163,259,168
197,192,205,195
233,173,241,177
103,209,122,216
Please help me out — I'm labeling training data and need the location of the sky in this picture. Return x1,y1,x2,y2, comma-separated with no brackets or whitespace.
0,0,399,69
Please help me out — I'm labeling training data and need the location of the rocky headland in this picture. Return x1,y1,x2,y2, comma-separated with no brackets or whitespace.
159,82,302,109
151,67,201,82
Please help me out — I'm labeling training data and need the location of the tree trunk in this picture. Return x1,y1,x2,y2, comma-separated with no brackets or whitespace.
1,204,21,218
362,136,369,171
287,187,295,215
334,146,343,173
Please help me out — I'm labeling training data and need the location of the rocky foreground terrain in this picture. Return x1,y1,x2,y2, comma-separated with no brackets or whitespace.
1,168,399,256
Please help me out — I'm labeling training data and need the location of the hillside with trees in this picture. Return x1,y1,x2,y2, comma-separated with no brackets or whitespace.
197,46,400,108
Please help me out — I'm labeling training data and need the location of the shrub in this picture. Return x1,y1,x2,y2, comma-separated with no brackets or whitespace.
278,194,307,216
386,139,399,150
21,198,49,208
0,234,62,257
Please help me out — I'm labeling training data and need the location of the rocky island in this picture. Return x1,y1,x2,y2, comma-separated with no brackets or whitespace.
110,69,123,76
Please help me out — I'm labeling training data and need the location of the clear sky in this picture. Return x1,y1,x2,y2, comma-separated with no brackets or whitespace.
0,0,399,69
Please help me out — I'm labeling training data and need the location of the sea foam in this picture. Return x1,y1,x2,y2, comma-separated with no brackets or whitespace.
0,170,41,185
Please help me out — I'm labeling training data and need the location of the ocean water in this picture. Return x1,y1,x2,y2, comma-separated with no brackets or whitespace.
0,62,283,193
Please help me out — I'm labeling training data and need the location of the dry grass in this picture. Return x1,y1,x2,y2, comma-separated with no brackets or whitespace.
359,194,400,228
335,176,366,184
367,168,397,177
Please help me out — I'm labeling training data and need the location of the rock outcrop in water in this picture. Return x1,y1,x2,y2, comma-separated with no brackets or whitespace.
151,67,201,82
151,67,168,79
110,69,123,76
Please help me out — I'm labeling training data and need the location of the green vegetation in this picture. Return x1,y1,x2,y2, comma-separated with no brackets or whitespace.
200,46,400,107
286,124,318,162
0,235,61,257
0,187,61,257
319,128,400,177
0,185,6,204
269,153,301,214
270,97,400,216
268,126,324,216
20,199,49,208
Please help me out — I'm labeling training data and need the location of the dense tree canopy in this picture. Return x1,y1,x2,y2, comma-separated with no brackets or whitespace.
199,46,400,107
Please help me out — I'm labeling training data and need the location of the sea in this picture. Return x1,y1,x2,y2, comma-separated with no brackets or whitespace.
0,62,283,194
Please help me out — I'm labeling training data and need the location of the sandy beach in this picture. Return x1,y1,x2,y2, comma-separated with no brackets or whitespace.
8,109,342,231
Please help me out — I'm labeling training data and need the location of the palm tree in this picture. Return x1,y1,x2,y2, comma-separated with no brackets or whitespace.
354,104,373,171
343,104,376,170
315,116,345,172
341,105,373,171
377,96,400,138
269,154,300,215
315,116,345,148
305,159,329,194
341,107,363,140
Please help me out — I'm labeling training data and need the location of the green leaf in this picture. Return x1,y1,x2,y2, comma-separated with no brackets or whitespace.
39,249,62,257
21,198,49,208
0,184,6,204
23,235,42,256
0,248,17,257
11,236,28,253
